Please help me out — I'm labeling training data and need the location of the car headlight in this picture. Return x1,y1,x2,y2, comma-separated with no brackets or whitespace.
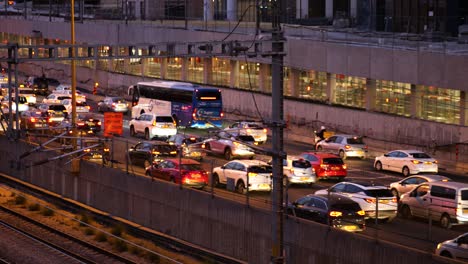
436,243,442,250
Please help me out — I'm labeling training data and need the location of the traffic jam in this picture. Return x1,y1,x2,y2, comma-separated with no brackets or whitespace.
1,74,468,260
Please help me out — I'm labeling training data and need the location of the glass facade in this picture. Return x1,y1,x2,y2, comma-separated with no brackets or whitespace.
375,80,412,116
297,70,328,102
187,57,204,84
237,61,259,90
334,74,366,108
416,85,460,125
1,32,465,127
212,58,230,87
166,57,182,80
145,58,162,78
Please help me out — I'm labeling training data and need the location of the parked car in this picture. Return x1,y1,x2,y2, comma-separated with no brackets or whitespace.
389,174,451,200
315,134,367,159
374,150,438,177
212,160,272,194
19,110,49,130
285,194,366,232
280,156,316,186
62,99,90,114
54,89,86,102
129,113,177,140
300,152,347,180
399,181,468,229
167,134,207,161
145,158,209,189
225,120,268,144
315,182,398,221
97,96,129,113
204,131,256,160
42,93,71,104
128,141,178,168
436,232,468,259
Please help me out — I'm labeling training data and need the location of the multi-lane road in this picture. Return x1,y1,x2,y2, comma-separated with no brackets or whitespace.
16,88,468,257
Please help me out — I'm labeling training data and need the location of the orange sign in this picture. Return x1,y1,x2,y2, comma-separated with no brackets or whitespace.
103,112,123,137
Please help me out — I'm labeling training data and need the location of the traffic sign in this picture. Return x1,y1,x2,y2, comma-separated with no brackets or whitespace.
103,112,123,137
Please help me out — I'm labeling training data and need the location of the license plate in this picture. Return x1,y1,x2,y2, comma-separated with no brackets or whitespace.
342,225,358,231
379,200,390,204
300,177,309,181
191,173,200,179
162,125,169,128
463,209,468,214
331,167,340,170
260,184,270,188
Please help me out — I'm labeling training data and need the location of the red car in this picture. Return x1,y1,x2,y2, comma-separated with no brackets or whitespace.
145,158,208,189
300,152,347,180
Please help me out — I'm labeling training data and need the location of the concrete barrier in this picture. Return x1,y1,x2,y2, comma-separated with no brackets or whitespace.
0,136,462,263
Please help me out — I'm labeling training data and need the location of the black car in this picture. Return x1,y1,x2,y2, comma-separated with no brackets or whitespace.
128,141,178,168
286,194,366,232
27,76,49,95
78,138,110,165
167,134,207,161
76,114,101,134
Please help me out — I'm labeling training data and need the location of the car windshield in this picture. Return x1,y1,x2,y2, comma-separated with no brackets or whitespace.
363,189,394,198
322,158,344,165
180,164,202,171
347,137,364,144
410,152,431,159
112,98,126,103
236,135,255,142
331,202,361,211
292,160,311,168
156,116,173,122
249,165,272,173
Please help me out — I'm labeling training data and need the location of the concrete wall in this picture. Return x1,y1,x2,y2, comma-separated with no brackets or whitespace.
0,137,459,263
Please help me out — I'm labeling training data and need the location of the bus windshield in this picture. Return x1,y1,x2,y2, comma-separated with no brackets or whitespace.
129,81,223,128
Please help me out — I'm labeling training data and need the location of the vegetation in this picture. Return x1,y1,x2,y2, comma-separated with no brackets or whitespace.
27,203,40,211
14,195,26,205
41,207,54,216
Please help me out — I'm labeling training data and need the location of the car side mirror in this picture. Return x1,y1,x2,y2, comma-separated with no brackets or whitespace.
384,154,389,157
221,165,225,169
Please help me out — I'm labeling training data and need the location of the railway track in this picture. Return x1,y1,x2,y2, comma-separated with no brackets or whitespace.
0,204,140,264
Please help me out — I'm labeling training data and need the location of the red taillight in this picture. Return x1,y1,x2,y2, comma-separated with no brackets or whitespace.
342,164,347,169
97,121,101,125
30,117,36,122
411,160,421,164
364,145,368,150
365,198,376,203
86,106,91,110
392,197,397,203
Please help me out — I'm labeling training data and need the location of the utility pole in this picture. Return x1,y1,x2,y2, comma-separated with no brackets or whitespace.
270,0,285,263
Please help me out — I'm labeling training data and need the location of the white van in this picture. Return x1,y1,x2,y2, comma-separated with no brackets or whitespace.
399,181,468,229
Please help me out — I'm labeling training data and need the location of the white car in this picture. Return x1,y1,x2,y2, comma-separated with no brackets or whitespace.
389,174,450,199
129,113,177,140
281,156,316,186
42,93,71,104
212,160,272,194
61,98,90,114
315,134,367,159
17,87,37,105
225,121,268,144
54,89,86,102
436,232,468,259
374,149,438,177
204,131,256,160
1,95,29,113
315,181,398,221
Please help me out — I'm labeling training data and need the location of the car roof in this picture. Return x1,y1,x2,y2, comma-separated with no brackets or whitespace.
423,181,468,189
163,158,200,165
331,134,362,138
391,149,426,153
306,193,359,205
302,152,340,158
412,174,451,181
229,159,269,166
343,181,389,190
